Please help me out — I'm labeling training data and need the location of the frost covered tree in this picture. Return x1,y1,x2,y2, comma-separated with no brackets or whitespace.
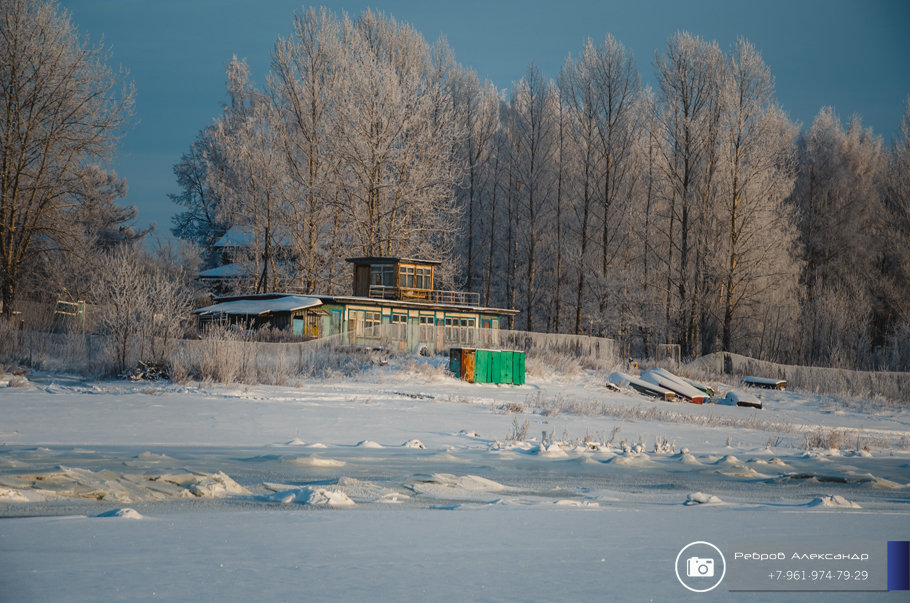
269,6,341,293
332,10,463,259
791,107,886,366
452,67,499,293
96,245,194,374
587,36,641,332
0,0,133,317
207,57,292,293
653,32,724,353
717,38,800,354
175,8,466,293
884,99,910,315
508,64,558,332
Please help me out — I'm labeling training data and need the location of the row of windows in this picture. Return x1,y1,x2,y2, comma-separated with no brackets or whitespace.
444,317,476,328
399,265,432,290
350,310,493,329
368,264,433,290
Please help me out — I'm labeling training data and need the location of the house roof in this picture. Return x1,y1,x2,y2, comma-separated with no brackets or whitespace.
193,295,323,317
212,226,256,248
198,262,247,279
345,256,442,266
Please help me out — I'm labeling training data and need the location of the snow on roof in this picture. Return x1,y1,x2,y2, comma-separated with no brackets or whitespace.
194,295,322,316
212,226,256,248
198,263,247,279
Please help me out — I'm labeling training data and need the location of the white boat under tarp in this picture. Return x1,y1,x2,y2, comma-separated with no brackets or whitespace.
194,295,323,317
609,372,676,401
640,368,707,404
718,390,763,409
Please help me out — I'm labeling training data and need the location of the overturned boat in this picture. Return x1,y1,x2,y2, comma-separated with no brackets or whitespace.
640,368,708,404
608,372,676,401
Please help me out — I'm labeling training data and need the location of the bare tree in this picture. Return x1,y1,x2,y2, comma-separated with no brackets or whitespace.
653,32,723,353
207,57,289,293
882,98,910,340
96,245,194,374
718,38,800,353
509,64,557,332
791,107,885,366
269,6,341,293
452,67,499,292
589,36,641,331
560,43,604,334
0,0,133,317
333,10,463,258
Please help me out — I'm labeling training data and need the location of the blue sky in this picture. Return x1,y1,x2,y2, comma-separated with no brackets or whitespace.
60,0,910,235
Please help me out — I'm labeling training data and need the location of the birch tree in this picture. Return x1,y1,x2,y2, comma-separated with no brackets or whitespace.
653,32,723,353
589,36,641,330
718,38,799,353
207,57,291,293
508,64,557,332
452,67,499,293
333,10,462,258
269,7,341,293
792,107,885,366
560,43,604,334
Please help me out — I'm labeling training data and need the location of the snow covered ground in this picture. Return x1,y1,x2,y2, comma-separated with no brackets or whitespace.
1,360,908,601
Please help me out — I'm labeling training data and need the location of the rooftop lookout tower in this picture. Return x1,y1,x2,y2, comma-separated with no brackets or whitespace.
346,257,480,306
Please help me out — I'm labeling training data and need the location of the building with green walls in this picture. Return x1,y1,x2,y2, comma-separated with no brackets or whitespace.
194,257,519,354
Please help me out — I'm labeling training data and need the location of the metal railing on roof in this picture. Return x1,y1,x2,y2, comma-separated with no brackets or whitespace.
368,285,480,307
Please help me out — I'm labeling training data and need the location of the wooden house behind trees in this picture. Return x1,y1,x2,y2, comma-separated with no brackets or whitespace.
194,257,518,353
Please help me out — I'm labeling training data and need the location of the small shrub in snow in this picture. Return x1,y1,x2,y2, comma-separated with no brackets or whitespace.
803,428,847,451
654,436,675,454
6,375,28,388
506,417,530,442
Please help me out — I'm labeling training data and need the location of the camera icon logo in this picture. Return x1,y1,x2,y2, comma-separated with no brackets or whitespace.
686,556,715,578
676,541,726,592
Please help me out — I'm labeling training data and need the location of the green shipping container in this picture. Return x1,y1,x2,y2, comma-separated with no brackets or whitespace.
490,350,502,384
499,350,513,384
474,349,493,383
512,351,526,385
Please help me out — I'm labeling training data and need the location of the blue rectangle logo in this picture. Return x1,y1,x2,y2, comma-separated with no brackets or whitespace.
888,541,909,591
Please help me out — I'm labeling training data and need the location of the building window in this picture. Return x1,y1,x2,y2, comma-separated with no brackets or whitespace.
418,315,435,342
390,313,407,340
444,316,476,344
415,267,431,290
399,265,432,290
399,265,414,289
370,265,394,287
364,311,381,329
